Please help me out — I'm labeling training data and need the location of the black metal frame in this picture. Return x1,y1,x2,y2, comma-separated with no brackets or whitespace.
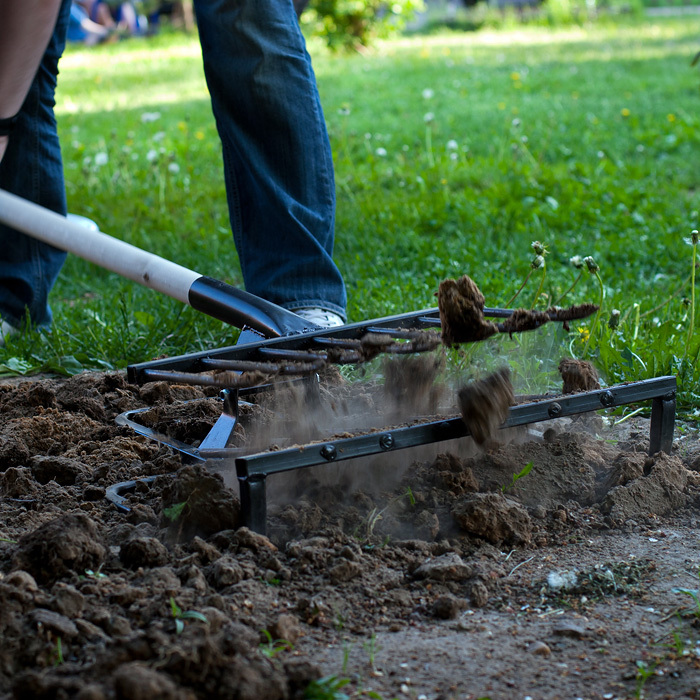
122,305,677,535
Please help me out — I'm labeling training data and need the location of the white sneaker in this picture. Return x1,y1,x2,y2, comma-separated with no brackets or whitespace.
294,307,345,328
0,320,18,347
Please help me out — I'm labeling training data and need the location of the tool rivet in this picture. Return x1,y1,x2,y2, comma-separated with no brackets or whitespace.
548,402,562,418
320,444,337,462
600,390,614,407
379,434,394,450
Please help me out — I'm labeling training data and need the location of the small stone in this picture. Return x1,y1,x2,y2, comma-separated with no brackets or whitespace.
529,641,551,656
552,620,588,639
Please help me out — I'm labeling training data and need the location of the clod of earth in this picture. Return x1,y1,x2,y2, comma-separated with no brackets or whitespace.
159,464,241,541
559,357,601,393
437,273,598,346
11,513,106,585
458,367,515,445
452,491,533,545
437,275,498,346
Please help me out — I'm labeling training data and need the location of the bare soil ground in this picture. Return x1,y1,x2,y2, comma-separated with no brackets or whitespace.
1,367,700,700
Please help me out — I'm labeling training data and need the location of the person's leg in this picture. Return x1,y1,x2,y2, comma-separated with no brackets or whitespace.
193,0,347,319
0,0,72,328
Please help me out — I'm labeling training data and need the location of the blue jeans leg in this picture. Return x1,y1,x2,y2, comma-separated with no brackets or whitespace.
193,0,347,318
0,0,72,329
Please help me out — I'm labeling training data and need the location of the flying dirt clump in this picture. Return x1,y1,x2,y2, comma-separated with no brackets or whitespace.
559,358,601,393
436,274,598,347
437,275,499,347
458,367,515,445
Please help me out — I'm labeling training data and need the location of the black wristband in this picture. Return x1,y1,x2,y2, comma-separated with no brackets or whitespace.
0,113,20,137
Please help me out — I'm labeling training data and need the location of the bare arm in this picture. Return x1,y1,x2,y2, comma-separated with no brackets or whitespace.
0,0,62,161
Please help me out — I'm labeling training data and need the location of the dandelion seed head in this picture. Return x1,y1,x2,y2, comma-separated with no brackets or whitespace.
140,111,161,123
584,256,599,273
146,149,158,162
375,147,387,157
168,162,180,174
446,139,458,150
94,152,108,167
423,112,435,124
422,88,434,100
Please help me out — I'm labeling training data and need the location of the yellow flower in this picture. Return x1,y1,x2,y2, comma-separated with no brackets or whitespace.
195,131,205,140
577,327,590,342
177,121,187,132
497,102,506,111
510,72,520,81
621,108,630,118
667,113,676,122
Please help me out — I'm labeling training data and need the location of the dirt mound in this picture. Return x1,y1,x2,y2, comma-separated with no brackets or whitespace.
12,513,106,584
159,464,241,540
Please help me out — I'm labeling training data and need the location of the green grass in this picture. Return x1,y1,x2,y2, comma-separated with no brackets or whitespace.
3,18,700,413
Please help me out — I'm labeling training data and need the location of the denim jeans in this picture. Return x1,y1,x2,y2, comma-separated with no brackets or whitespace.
0,0,71,328
0,0,346,328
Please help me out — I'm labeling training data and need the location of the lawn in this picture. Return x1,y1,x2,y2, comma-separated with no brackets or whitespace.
4,16,700,411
